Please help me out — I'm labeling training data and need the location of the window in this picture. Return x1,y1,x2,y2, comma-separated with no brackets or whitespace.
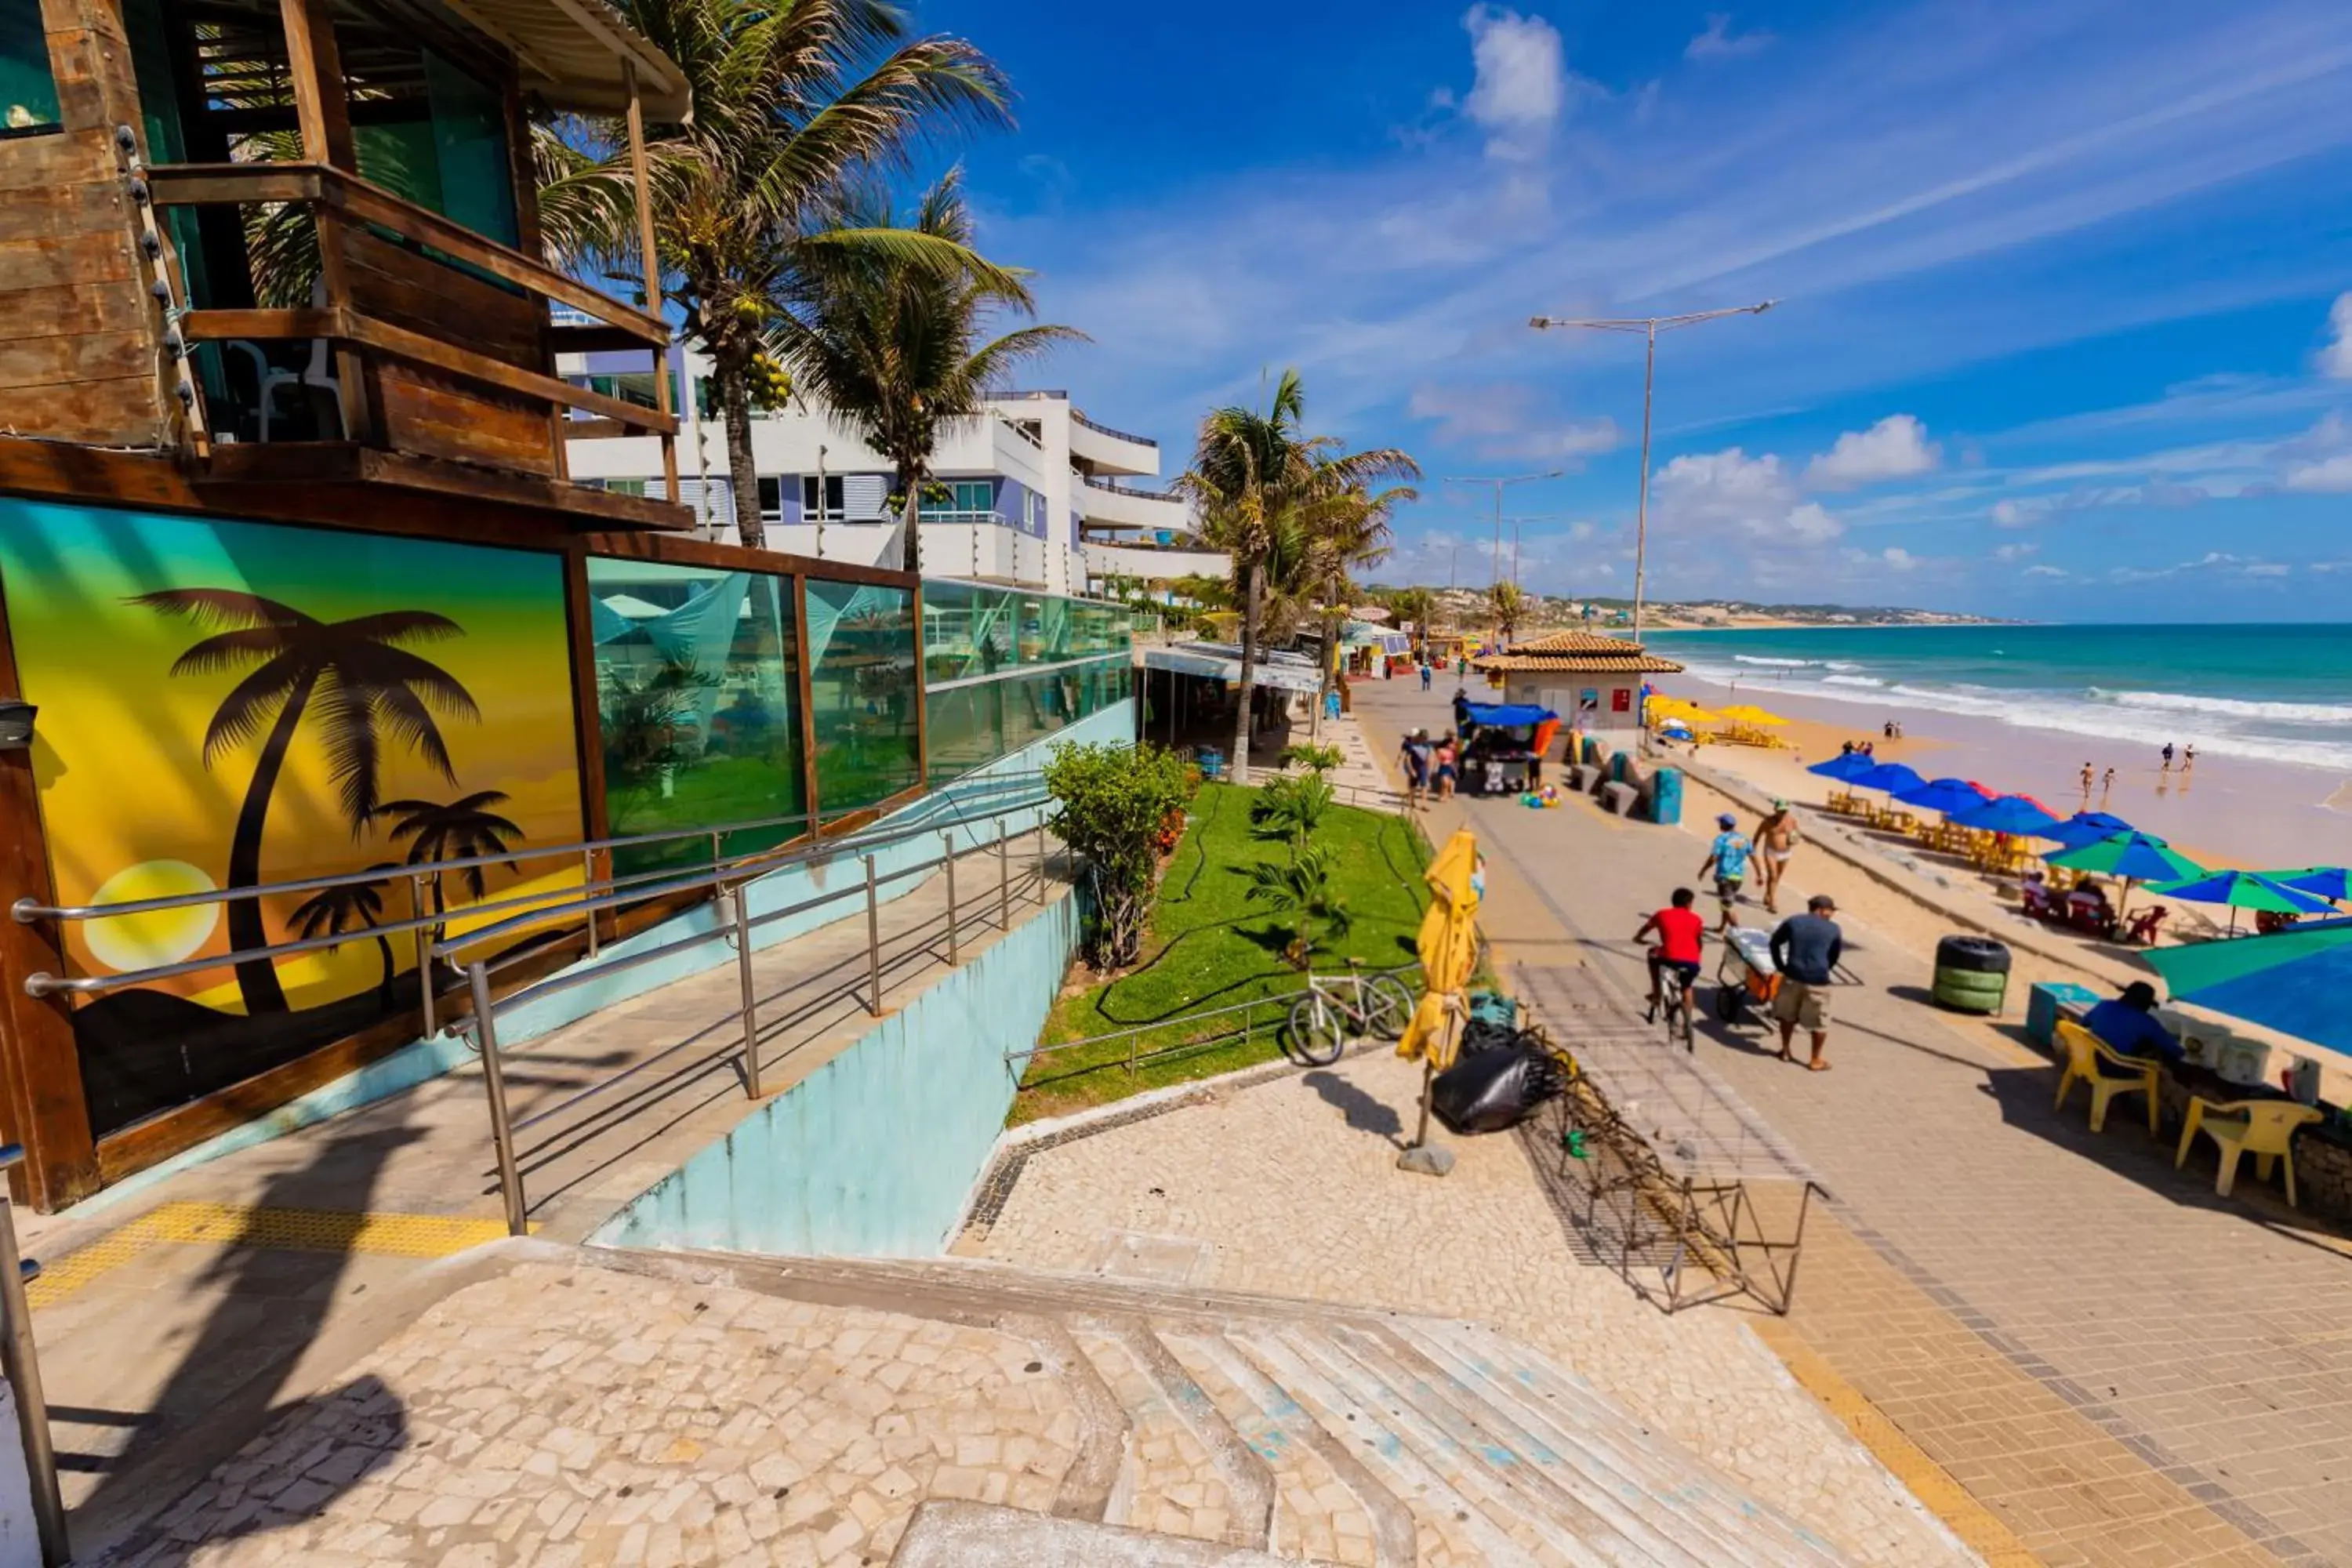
591,478,649,499
920,479,996,517
757,477,786,524
1,0,60,136
801,475,846,521
348,42,519,247
807,581,920,812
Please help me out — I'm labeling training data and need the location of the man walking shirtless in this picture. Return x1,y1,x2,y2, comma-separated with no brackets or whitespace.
1756,798,1801,914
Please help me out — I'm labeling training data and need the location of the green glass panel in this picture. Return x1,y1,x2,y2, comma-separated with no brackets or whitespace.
587,558,805,878
0,0,58,136
808,581,920,815
424,49,517,247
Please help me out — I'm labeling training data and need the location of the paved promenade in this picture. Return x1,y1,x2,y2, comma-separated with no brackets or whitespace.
1352,681,2352,1567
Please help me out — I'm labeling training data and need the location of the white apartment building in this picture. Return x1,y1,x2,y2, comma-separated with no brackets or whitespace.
558,339,1221,597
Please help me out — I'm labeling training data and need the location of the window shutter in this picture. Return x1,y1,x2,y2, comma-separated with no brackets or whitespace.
842,474,889,520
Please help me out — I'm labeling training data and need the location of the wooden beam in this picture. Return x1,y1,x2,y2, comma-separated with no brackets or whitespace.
277,0,355,169
622,60,681,507
579,530,920,587
145,165,324,207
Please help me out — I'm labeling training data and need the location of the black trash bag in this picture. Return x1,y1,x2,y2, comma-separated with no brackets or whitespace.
1457,1018,1520,1057
1430,1044,1565,1135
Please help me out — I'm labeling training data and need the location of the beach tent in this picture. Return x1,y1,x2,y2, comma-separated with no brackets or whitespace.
1896,777,1995,816
2271,866,2351,902
2144,919,2352,1061
1807,753,1878,782
1463,702,1557,727
2147,869,2336,935
1951,795,2063,837
1849,761,1926,796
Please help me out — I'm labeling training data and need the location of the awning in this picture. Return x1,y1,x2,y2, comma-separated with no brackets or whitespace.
1465,702,1557,727
453,0,691,118
1144,645,1323,695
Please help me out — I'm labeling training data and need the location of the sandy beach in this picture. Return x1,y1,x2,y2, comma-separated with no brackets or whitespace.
1658,670,2352,873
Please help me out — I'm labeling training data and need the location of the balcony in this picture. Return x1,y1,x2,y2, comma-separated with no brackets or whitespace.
1069,408,1160,477
1084,539,1230,583
1077,476,1190,532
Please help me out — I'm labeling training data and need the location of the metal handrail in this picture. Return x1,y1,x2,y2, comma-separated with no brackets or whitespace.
466,791,1060,1234
0,1145,65,1566
1071,408,1158,449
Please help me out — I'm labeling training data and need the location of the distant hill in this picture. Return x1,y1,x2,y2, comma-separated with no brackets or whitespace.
1374,587,2006,633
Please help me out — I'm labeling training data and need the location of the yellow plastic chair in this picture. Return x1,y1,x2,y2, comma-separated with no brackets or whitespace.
2053,1020,2161,1134
2175,1098,2324,1206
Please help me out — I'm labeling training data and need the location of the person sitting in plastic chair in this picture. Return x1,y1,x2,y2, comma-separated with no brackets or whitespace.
2085,981,2183,1067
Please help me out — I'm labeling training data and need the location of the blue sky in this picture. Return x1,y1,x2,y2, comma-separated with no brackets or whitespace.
919,0,2352,620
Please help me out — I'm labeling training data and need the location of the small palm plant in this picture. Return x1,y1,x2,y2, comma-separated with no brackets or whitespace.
1279,742,1345,775
1247,842,1353,969
1250,771,1335,848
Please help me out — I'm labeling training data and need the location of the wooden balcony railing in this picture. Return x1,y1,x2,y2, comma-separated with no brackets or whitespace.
146,161,680,509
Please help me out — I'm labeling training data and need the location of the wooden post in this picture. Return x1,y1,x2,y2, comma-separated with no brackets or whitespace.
621,60,680,507
503,64,567,480
276,0,373,442
0,574,99,1210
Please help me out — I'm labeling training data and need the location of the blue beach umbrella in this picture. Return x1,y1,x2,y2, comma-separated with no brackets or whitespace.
1952,795,2064,837
2042,811,2137,851
2270,866,2351,902
1896,777,1995,816
1850,761,1926,797
2144,919,2352,1060
1806,753,1878,782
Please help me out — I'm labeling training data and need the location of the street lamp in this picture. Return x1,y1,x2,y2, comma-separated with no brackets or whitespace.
1443,470,1562,648
1529,301,1776,642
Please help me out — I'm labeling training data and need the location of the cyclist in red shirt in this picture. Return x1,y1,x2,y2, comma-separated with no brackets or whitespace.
1635,887,1707,1025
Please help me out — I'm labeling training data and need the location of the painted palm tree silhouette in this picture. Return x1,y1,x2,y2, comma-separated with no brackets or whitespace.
378,791,524,921
137,590,477,1016
285,865,400,1003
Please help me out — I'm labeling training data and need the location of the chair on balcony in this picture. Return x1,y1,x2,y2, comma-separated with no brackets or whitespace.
220,281,343,442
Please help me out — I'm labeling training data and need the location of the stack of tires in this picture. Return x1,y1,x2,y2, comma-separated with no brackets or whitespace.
1932,935,2011,1014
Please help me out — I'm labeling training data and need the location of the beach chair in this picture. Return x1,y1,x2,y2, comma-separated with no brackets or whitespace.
2176,1097,2324,1206
2122,906,2168,946
2053,1020,2161,1135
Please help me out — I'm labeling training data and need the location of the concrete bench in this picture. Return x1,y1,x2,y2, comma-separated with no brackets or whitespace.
1599,781,1639,816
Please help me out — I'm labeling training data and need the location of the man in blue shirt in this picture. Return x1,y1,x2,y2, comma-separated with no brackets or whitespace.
1769,895,1844,1071
2085,981,2183,1066
1698,813,1754,931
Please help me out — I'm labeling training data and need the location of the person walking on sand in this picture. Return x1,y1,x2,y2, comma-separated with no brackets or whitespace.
2080,761,2095,802
1756,798,1800,914
2101,766,2118,804
2183,743,2196,772
1769,894,1843,1072
2161,742,2176,771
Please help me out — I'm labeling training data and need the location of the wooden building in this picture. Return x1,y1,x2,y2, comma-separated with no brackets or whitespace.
1470,630,1684,731
0,0,1043,1211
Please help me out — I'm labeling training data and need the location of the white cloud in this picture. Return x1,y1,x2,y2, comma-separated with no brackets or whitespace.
1993,542,2039,561
1991,498,2045,528
1651,447,1846,544
2321,292,2352,379
2107,550,2288,583
1880,546,1918,571
1805,415,1943,488
2023,564,2069,579
1686,13,1772,60
2284,453,2352,492
1463,6,1570,161
1407,380,1617,462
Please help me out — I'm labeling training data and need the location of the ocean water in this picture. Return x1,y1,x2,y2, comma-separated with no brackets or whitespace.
1644,624,2352,775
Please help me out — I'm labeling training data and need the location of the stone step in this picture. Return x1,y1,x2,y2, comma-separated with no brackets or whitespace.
1398,1320,1847,1566
891,1499,1344,1566
1073,1326,1250,1546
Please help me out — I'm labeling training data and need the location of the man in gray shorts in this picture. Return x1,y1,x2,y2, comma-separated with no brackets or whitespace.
1769,894,1843,1072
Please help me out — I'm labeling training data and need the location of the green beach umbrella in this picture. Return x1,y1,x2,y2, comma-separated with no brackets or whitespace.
2143,923,2352,1060
2146,869,2335,935
2044,831,2204,921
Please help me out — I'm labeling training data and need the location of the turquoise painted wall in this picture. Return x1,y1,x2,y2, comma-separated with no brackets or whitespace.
70,699,1132,1220
595,890,1079,1257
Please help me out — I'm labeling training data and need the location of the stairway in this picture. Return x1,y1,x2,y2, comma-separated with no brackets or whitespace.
607,1248,1856,1567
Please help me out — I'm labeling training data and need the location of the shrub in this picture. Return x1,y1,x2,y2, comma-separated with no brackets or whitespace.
1280,742,1345,775
1044,742,1198,968
1245,842,1354,968
1250,771,1335,846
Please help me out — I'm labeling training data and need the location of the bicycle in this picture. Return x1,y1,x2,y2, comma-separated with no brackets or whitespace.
1286,960,1417,1066
1645,946,1699,1051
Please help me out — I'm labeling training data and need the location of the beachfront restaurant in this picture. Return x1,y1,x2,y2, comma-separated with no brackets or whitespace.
1471,631,1686,733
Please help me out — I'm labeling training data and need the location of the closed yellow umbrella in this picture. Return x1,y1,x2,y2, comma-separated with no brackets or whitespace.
1399,829,1482,1159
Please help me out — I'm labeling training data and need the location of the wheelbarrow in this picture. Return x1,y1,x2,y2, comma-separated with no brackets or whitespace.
1715,924,1780,1025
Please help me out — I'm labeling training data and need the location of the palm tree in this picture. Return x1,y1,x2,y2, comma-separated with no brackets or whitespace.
137,590,478,1015
286,866,401,1003
1296,483,1412,737
1388,586,1439,659
378,792,527,919
1246,842,1353,969
1175,369,1417,782
550,0,1014,550
1490,580,1527,646
785,169,1084,572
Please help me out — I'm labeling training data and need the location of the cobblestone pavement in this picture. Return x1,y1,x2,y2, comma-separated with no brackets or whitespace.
969,1048,1974,1567
96,1261,1086,1567
1352,681,2352,1566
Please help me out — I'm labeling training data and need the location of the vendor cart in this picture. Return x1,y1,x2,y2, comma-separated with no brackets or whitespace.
1714,925,1780,1024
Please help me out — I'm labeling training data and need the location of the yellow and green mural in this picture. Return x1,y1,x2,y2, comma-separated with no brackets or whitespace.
0,499,586,1135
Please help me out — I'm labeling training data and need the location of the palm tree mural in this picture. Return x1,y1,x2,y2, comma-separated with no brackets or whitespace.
136,590,479,1015
379,792,526,919
285,866,400,1004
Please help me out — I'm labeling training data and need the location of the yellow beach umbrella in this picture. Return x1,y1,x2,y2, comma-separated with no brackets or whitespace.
1716,703,1788,726
1400,829,1482,1150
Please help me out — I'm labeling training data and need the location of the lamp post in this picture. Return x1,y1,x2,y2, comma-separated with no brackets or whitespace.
1528,301,1776,643
1443,471,1562,648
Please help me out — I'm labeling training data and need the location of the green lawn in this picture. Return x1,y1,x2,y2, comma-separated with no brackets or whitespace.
1013,782,1433,1123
